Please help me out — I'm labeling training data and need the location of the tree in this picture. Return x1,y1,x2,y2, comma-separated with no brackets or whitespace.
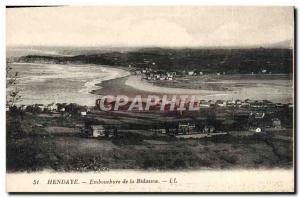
6,61,22,107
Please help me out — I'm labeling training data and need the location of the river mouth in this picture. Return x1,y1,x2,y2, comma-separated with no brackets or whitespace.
10,63,130,106
10,62,293,106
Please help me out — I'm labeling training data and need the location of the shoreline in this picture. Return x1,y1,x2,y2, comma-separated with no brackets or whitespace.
94,73,293,103
11,62,293,104
11,62,130,106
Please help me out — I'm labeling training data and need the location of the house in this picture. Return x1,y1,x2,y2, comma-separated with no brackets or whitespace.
276,103,285,108
249,127,262,133
226,100,235,106
105,128,118,138
235,100,242,105
245,99,252,103
36,104,46,111
60,108,65,112
288,103,294,108
141,74,147,79
151,128,166,134
202,125,215,133
20,105,27,111
81,111,87,116
208,100,215,107
89,125,106,137
178,123,196,134
215,100,226,107
47,103,58,111
272,118,281,128
188,71,194,76
199,100,210,108
240,102,250,108
252,112,265,119
251,101,264,108
160,75,167,80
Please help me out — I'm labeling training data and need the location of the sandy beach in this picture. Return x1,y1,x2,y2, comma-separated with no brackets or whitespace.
12,62,293,105
96,74,293,103
11,63,130,106
125,76,225,96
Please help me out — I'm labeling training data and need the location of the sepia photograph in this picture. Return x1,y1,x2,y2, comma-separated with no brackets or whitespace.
5,5,295,192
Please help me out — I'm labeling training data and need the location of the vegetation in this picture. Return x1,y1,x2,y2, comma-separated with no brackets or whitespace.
6,62,21,107
6,110,293,172
18,48,293,74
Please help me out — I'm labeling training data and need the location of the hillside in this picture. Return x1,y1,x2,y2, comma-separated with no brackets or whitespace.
17,48,293,74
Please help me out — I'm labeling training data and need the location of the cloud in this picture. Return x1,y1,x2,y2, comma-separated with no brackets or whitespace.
6,6,294,47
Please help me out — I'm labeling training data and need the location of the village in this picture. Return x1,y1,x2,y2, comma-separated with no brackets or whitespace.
132,63,272,82
9,95,293,141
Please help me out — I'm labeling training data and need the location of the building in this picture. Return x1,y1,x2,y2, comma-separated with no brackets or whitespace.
81,111,87,116
47,103,58,111
199,100,210,108
20,105,27,111
151,128,166,134
272,118,281,128
252,112,265,119
235,100,242,106
249,127,262,133
89,125,106,137
178,123,196,134
202,125,215,133
188,71,194,76
36,104,46,111
226,100,235,107
216,100,226,107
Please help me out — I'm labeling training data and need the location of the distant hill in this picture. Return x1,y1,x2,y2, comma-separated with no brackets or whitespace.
16,48,293,74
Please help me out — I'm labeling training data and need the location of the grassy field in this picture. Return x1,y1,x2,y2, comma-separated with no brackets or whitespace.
7,111,293,172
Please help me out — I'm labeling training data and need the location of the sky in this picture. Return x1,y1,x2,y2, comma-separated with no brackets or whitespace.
6,6,294,48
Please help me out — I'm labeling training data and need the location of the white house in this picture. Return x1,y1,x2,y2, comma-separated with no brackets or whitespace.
20,105,27,111
188,71,194,76
37,105,45,111
47,103,58,111
89,125,106,137
199,100,210,108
